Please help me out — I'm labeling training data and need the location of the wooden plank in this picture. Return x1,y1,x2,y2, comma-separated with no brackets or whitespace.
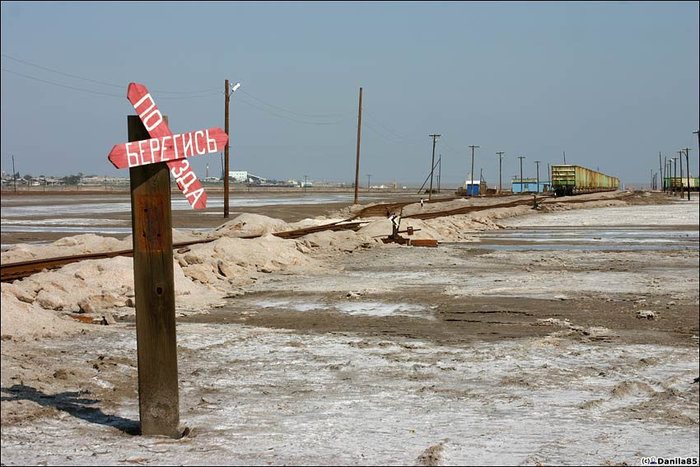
107,128,228,169
126,82,208,210
409,239,438,247
128,115,181,438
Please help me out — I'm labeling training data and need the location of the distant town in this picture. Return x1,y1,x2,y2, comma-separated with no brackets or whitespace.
0,170,409,191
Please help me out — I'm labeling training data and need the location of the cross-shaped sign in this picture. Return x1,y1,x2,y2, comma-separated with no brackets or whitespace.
107,83,228,209
106,83,229,437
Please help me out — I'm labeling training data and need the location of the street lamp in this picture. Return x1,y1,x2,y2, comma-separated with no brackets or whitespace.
224,80,241,218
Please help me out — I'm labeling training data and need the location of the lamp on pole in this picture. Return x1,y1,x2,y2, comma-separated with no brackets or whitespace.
224,80,241,218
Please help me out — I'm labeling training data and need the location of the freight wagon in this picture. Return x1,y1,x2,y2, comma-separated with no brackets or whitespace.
665,176,700,191
551,165,619,196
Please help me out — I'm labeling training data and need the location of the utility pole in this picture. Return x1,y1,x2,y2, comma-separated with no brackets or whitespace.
224,79,230,217
428,134,440,200
12,154,16,192
683,148,691,201
664,156,668,193
672,156,678,196
534,160,541,194
679,150,685,199
354,87,363,205
517,156,526,193
223,80,241,218
496,152,505,194
659,152,663,192
468,145,479,197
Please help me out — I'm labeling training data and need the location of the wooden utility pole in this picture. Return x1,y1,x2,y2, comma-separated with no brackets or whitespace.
534,160,541,193
354,87,363,205
428,134,440,200
224,79,230,217
659,152,663,192
518,156,526,193
679,150,685,198
683,148,691,201
673,155,679,196
496,151,505,194
12,155,16,192
128,115,181,438
468,145,479,197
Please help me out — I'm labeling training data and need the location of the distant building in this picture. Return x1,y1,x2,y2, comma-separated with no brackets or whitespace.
229,171,250,183
459,179,486,196
229,170,267,184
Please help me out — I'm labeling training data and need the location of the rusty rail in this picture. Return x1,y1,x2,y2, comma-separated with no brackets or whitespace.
0,192,629,282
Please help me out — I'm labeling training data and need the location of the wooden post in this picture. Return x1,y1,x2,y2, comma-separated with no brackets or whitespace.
224,79,230,218
354,87,362,205
128,115,181,438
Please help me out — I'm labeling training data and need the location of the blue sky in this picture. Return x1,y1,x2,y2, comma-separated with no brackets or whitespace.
1,1,698,187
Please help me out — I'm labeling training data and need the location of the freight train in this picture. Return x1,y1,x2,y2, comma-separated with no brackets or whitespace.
550,165,619,197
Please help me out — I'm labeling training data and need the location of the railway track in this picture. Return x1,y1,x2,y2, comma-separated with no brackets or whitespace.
0,192,629,282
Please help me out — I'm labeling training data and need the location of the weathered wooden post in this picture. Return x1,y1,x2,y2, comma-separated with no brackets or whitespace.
107,83,228,437
128,115,181,437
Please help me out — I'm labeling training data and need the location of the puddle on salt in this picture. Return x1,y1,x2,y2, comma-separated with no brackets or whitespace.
464,226,698,252
251,299,430,319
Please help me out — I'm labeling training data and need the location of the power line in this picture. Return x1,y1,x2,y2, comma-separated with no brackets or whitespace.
1,68,123,97
238,89,354,119
1,67,221,100
363,108,420,144
2,53,220,95
236,95,352,125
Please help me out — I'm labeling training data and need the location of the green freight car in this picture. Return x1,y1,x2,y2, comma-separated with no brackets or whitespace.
551,165,619,196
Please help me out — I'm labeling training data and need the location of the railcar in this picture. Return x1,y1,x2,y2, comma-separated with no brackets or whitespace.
551,165,619,196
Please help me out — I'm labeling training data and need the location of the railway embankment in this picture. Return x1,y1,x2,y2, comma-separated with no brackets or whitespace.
0,189,672,340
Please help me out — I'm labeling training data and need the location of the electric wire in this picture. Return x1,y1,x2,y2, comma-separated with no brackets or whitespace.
2,54,221,95
236,95,352,125
238,88,355,119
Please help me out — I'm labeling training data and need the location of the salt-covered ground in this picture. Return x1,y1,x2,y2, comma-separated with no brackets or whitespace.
1,191,698,466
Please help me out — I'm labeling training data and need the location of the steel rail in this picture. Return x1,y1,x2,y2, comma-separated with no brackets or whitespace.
0,193,629,282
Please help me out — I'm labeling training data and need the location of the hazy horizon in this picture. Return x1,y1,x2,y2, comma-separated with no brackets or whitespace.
2,2,698,189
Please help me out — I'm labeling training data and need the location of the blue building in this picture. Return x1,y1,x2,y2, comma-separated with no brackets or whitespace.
458,179,486,196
